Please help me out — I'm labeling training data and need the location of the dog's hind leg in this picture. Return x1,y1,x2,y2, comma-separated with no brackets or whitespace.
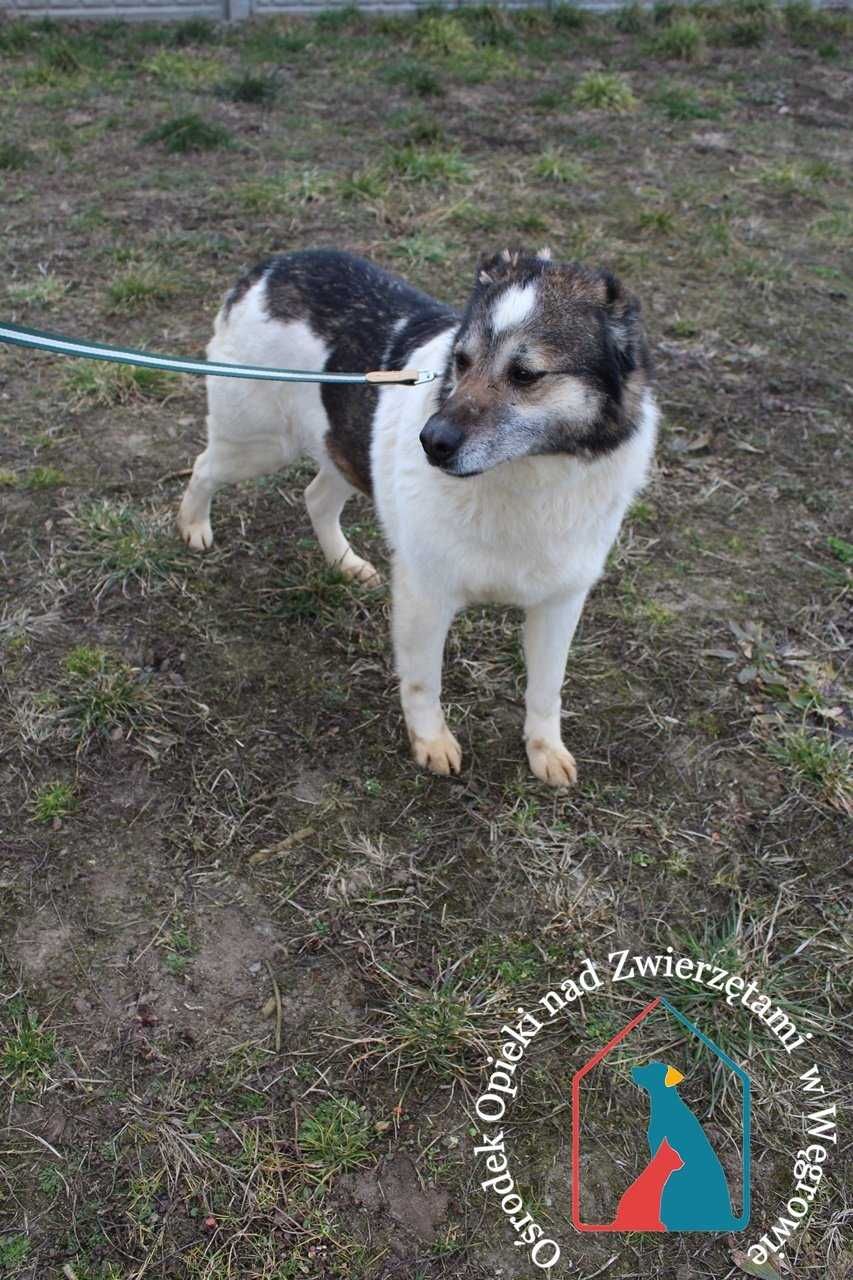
305,464,381,586
523,590,587,787
178,377,294,551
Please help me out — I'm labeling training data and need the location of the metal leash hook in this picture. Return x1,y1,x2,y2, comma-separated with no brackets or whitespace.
0,321,438,387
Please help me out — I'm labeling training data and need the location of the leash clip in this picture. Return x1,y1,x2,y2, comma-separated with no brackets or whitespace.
365,368,438,386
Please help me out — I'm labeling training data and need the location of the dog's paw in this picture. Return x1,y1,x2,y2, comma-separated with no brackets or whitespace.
177,504,214,551
526,738,577,788
411,727,462,777
340,554,383,588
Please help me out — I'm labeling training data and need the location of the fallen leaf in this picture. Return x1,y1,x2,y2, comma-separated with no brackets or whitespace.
731,1246,787,1279
249,826,315,865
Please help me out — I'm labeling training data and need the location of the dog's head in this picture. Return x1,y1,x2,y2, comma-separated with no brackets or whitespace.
420,248,652,476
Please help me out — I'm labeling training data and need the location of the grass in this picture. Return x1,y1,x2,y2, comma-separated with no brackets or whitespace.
237,169,330,212
217,69,278,104
572,71,637,112
144,49,224,87
7,274,68,306
68,499,187,598
648,16,706,61
31,780,77,823
0,1237,30,1273
56,645,154,744
23,466,66,489
382,59,445,97
413,14,476,59
552,3,586,31
142,113,232,153
65,361,176,406
390,233,454,267
384,143,471,184
1,1004,57,1095
650,82,715,121
767,728,851,814
298,1098,373,1185
0,141,31,169
368,980,491,1083
106,266,178,313
2,9,851,1278
533,149,588,184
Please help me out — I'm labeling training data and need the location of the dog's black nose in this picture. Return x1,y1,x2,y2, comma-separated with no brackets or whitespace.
420,416,463,466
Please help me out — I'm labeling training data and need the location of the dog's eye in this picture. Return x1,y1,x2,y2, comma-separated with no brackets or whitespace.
508,363,544,387
454,350,472,374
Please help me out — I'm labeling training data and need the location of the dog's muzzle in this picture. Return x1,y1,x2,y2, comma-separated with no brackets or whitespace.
420,414,464,469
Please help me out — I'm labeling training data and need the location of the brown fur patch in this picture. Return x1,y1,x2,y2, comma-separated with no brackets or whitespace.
324,433,371,496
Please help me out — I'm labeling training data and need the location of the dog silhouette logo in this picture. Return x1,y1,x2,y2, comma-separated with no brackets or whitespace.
571,997,751,1233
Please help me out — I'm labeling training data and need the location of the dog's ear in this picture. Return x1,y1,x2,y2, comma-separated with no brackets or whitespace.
476,249,517,287
601,271,642,379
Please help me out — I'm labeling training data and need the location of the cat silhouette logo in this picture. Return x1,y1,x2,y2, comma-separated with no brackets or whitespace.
571,997,751,1233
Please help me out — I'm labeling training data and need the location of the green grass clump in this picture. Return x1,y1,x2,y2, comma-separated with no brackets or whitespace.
59,646,153,743
32,781,77,823
827,536,853,565
298,1098,373,1185
384,144,471,184
552,3,586,30
218,69,278,104
70,500,186,598
7,274,68,307
0,19,38,54
759,161,832,197
379,984,488,1080
649,17,706,61
65,361,174,406
0,1236,30,1273
782,0,823,39
237,169,329,213
651,82,715,121
106,266,178,314
0,141,31,170
391,234,454,267
768,728,851,814
534,149,588,184
616,3,647,34
24,466,66,490
314,4,361,32
414,14,476,58
383,59,445,97
338,167,388,203
143,114,232,154
171,15,219,45
144,50,224,87
1,1005,57,1095
573,71,637,113
637,207,676,235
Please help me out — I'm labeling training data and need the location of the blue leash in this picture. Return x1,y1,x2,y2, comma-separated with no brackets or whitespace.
0,320,438,386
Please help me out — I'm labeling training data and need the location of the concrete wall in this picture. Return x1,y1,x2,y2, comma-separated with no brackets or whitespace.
0,0,841,23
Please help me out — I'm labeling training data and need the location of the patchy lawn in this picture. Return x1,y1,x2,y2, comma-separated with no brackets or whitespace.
0,3,850,1278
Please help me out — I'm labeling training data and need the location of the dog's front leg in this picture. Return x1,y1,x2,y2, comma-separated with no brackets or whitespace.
523,591,587,787
392,561,461,777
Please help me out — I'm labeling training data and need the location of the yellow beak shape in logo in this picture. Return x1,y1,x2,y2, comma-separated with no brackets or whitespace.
664,1066,685,1088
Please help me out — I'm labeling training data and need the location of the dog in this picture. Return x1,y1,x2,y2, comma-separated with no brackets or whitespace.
178,248,658,787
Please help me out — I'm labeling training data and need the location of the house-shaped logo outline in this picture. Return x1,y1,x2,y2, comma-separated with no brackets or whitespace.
570,996,751,1232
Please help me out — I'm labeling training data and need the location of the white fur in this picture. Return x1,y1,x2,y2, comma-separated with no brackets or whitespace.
491,282,538,333
179,287,658,786
178,277,380,582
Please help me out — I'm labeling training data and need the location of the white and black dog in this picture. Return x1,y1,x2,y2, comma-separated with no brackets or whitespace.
178,248,658,787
